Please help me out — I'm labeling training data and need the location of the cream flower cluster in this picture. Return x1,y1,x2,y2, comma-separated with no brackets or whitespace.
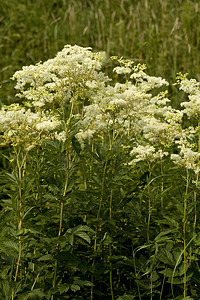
2,45,200,174
168,74,200,173
0,104,60,147
171,145,200,174
75,58,179,154
177,75,200,119
12,45,110,108
169,125,200,173
130,70,169,92
129,145,169,165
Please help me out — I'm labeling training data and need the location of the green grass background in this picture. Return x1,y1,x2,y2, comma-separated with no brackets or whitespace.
0,0,200,105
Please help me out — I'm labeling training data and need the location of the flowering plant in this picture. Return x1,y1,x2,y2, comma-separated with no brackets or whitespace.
1,45,200,299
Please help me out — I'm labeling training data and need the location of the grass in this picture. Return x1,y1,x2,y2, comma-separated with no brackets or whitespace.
1,0,200,106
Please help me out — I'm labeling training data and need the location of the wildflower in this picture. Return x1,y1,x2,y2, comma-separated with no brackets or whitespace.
113,66,132,74
177,75,200,119
129,144,168,165
12,45,110,109
130,71,169,92
171,143,200,174
55,131,66,142
0,104,60,147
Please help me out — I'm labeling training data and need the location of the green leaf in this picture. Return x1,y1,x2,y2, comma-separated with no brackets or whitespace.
159,268,178,278
38,254,52,261
117,295,135,300
70,225,95,234
68,224,94,243
180,297,194,300
0,280,12,298
17,289,46,300
154,229,175,243
58,284,70,294
27,289,46,299
17,228,30,236
88,150,101,162
3,241,19,251
70,284,80,292
74,231,91,244
102,232,113,245
72,136,81,155
73,279,94,287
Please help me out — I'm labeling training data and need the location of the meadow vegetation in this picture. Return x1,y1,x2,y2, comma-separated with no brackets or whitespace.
1,1,200,299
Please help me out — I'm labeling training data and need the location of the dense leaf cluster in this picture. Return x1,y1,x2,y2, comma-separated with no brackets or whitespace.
1,132,200,299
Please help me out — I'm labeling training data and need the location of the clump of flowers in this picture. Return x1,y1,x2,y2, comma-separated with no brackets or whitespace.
129,144,169,166
12,45,110,109
75,56,183,162
1,45,200,171
168,73,200,174
0,103,60,148
177,73,200,119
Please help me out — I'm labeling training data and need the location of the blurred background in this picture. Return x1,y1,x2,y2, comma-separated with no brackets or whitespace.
0,0,200,106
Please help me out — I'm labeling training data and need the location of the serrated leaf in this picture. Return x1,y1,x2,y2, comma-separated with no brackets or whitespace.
68,233,74,246
73,279,94,287
58,284,70,294
27,289,46,299
167,277,182,284
70,284,80,292
70,225,95,234
154,229,175,243
159,268,179,277
75,231,91,244
17,289,46,300
38,254,52,261
17,228,30,236
3,241,19,251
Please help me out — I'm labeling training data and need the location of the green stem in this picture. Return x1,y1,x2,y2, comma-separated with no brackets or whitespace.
15,148,24,271
12,147,28,298
36,148,42,210
91,159,108,300
146,165,153,299
183,171,190,298
160,161,164,215
63,150,70,197
133,249,142,300
58,202,64,238
64,100,74,140
51,260,58,300
194,123,200,230
14,237,22,282
109,245,114,300
194,172,198,230
128,117,131,137
159,268,166,300
51,149,70,300
109,190,114,300
147,168,152,243
96,160,108,222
